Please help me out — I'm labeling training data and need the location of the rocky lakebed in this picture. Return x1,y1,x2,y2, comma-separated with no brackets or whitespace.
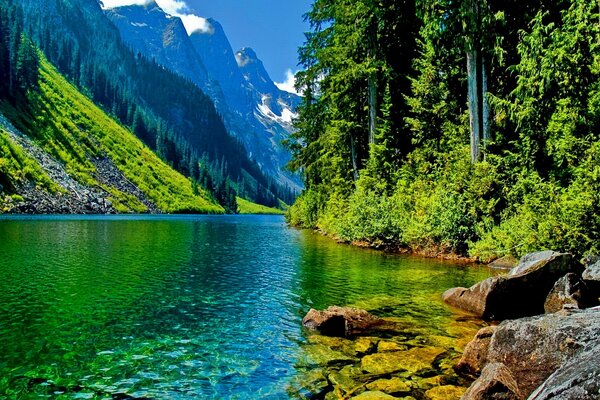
293,251,600,400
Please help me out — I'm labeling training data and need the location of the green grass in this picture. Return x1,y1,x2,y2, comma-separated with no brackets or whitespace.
237,197,285,214
1,56,223,214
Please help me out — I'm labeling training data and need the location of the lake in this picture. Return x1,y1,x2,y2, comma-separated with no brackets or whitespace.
0,215,493,399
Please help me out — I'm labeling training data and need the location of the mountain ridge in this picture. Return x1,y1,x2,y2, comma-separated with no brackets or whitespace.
105,3,303,191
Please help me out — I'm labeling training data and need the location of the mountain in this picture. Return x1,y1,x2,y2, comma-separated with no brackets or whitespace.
104,1,209,88
105,4,302,191
0,52,222,213
7,0,295,211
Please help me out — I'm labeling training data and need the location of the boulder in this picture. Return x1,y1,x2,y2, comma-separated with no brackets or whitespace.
488,255,518,270
528,344,600,400
544,273,596,313
456,325,497,375
302,306,383,337
582,261,600,303
443,251,576,320
485,308,600,397
461,362,522,400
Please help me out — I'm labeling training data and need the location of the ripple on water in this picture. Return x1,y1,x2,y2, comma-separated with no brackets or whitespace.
0,215,493,398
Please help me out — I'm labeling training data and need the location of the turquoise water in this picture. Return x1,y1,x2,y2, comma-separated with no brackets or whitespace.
0,215,492,399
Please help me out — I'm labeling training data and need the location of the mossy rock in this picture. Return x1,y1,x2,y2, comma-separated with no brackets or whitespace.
297,344,357,367
329,370,364,395
361,347,446,376
309,334,355,355
424,385,465,400
289,368,330,398
355,337,379,354
377,340,407,352
366,377,410,395
351,390,398,399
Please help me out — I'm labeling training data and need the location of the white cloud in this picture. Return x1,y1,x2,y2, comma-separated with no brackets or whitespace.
101,0,212,35
178,14,213,35
100,0,152,8
275,69,300,95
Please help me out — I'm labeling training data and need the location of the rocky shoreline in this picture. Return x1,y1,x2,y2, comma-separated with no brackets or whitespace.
444,251,600,399
298,251,600,399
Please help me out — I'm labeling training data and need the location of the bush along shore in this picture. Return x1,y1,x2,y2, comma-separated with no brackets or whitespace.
297,251,600,399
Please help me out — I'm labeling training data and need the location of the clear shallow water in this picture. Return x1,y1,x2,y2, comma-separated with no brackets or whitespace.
0,215,493,399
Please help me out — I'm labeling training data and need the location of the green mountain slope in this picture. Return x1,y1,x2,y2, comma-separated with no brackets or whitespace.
0,55,223,214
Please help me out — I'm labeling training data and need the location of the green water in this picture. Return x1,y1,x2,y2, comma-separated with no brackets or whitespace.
0,215,493,399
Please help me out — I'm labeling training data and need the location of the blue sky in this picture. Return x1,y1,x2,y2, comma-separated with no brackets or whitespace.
187,1,312,85
101,0,312,89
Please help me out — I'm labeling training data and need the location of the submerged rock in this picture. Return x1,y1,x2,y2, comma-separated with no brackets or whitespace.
528,344,600,400
366,377,410,395
360,346,445,376
443,251,576,320
461,362,521,400
456,325,496,375
302,306,383,337
351,391,397,400
425,385,466,400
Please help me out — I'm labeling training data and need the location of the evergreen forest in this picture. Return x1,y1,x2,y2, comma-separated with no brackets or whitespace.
287,0,600,260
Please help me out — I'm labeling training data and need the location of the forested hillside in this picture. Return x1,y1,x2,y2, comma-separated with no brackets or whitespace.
287,0,600,259
0,4,223,214
3,0,293,212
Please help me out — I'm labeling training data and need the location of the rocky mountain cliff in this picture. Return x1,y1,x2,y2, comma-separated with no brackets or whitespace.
105,2,302,190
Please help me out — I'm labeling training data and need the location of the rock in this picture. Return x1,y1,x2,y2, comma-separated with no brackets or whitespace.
297,344,357,367
582,255,600,267
582,260,600,283
485,308,600,397
528,344,600,400
582,261,600,302
351,391,397,400
443,251,576,320
291,368,330,399
544,273,596,313
377,340,406,352
302,306,383,337
425,385,466,400
456,325,497,375
366,377,410,394
355,337,378,354
488,255,518,270
329,371,363,394
461,362,521,400
361,346,445,376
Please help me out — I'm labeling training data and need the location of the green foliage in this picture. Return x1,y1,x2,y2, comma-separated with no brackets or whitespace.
289,0,600,259
237,197,285,215
1,53,224,214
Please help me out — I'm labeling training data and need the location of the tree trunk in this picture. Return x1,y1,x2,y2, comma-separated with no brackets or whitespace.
482,55,491,150
467,48,481,163
351,134,359,181
368,74,377,147
367,21,377,148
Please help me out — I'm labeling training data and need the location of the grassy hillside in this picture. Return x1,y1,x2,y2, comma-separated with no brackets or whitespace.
0,56,223,214
237,197,285,215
